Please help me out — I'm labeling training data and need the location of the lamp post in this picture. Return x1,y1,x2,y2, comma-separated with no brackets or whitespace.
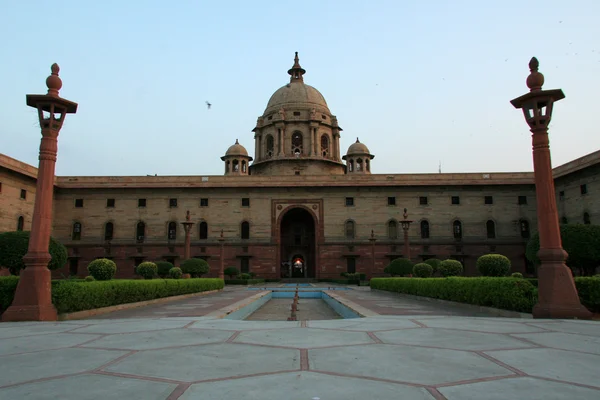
369,230,376,279
3,64,78,322
181,210,195,261
218,229,225,279
510,57,591,319
400,208,412,261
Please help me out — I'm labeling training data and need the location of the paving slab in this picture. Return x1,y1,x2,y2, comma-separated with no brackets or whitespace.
526,320,600,336
70,319,190,334
415,317,547,333
235,327,374,348
309,318,421,331
0,323,86,339
189,319,300,330
0,333,101,356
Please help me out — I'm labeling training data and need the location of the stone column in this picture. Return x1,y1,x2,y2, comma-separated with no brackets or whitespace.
369,230,377,279
181,211,195,261
218,229,225,279
400,209,412,262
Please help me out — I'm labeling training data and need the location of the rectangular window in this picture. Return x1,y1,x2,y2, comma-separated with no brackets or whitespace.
169,198,178,208
387,197,396,206
106,198,115,208
451,196,460,205
346,257,356,274
240,258,250,274
559,191,565,201
75,198,84,208
20,189,27,199
419,196,428,205
241,198,250,207
69,258,78,276
518,195,527,205
200,198,209,207
580,184,588,195
345,197,354,206
484,196,493,205
138,198,147,208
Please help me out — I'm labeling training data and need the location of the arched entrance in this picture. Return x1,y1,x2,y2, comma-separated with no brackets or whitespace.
279,207,316,278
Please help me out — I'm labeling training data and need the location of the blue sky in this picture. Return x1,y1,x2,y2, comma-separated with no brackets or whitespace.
1,1,599,176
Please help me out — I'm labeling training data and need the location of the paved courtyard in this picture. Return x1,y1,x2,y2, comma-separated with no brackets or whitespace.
0,286,599,399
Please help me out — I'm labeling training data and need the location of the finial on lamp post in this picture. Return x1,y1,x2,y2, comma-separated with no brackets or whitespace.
403,208,408,220
46,63,62,97
526,57,544,92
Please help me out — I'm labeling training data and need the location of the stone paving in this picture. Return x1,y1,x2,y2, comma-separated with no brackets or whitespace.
0,286,599,399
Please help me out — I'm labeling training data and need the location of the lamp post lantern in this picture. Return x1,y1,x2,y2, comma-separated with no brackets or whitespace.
400,208,412,261
510,57,591,319
181,210,195,261
2,64,78,322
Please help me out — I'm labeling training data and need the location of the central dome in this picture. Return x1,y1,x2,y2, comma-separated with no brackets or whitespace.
264,81,330,114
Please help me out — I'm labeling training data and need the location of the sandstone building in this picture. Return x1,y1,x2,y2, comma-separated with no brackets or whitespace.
1,53,598,279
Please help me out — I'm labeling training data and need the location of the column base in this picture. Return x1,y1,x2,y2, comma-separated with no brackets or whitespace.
2,304,58,322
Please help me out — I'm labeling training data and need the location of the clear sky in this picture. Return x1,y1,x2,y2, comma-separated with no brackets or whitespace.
1,1,599,176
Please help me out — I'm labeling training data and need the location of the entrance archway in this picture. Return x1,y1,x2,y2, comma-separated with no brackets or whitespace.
279,207,316,278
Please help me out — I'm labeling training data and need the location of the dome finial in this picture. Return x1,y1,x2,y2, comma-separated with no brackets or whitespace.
356,137,360,143
235,139,239,144
526,57,544,92
287,51,306,83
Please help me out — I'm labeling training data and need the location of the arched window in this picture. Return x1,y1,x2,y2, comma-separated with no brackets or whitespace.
104,222,114,241
519,219,530,239
266,135,274,158
292,132,303,156
345,220,355,239
241,221,250,239
199,221,208,239
486,220,496,239
72,222,82,240
233,159,239,172
225,160,230,174
242,160,247,173
453,220,462,239
321,134,330,157
17,216,24,231
356,158,363,171
584,212,591,225
348,160,354,172
168,221,177,240
387,220,398,239
420,220,430,239
136,222,146,243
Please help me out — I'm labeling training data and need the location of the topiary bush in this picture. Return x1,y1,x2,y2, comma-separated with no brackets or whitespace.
169,267,183,279
413,263,433,278
438,259,463,277
0,231,68,275
511,272,524,278
84,275,95,282
249,272,257,278
180,258,210,278
424,258,442,275
224,267,239,279
385,258,414,276
477,254,512,277
136,262,157,280
240,273,251,279
87,258,117,281
155,261,174,278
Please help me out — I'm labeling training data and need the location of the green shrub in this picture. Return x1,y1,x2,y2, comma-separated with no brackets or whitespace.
370,277,537,313
224,267,239,279
413,263,433,278
477,254,511,277
136,262,157,280
181,258,210,278
87,258,117,281
84,275,95,282
0,231,68,275
359,273,366,280
511,272,524,279
249,272,257,278
340,272,348,277
574,276,600,313
345,273,361,281
386,258,414,276
155,261,174,278
240,273,251,279
424,258,442,274
438,259,463,277
0,276,19,313
169,267,183,279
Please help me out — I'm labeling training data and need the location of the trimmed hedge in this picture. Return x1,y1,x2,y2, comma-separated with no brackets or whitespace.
0,231,68,275
384,258,413,276
477,254,511,277
224,279,266,285
181,258,209,278
574,277,600,313
413,263,433,278
169,267,183,279
155,261,174,278
87,258,117,281
424,258,442,274
136,262,157,280
0,276,19,312
438,260,463,277
370,277,537,313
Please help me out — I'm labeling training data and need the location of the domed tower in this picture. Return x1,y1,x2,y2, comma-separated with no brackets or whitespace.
343,138,374,174
250,52,345,176
221,139,253,175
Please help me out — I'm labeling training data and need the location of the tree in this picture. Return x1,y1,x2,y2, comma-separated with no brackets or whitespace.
526,224,600,276
0,231,67,275
384,258,414,277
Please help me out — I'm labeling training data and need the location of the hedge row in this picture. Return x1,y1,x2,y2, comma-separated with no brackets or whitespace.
0,277,224,315
224,279,265,285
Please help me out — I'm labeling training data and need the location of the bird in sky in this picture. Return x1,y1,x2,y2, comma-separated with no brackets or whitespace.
206,101,212,110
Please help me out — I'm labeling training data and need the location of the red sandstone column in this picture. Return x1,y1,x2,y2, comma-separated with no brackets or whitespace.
218,229,225,279
181,210,194,261
3,64,78,322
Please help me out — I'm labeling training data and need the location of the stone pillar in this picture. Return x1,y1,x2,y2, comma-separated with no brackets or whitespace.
369,230,377,279
181,211,195,261
400,209,412,262
218,230,225,279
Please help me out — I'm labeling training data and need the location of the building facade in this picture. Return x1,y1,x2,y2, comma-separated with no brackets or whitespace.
1,53,598,279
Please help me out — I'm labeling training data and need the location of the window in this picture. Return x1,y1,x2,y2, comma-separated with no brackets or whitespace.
291,131,303,156
451,196,460,205
241,221,250,239
346,257,356,274
365,159,370,172
168,222,177,240
484,196,493,205
345,197,354,207
321,134,330,157
419,196,428,205
104,222,114,241
452,220,462,239
387,197,396,206
138,198,147,208
348,160,354,172
295,171,300,175
486,220,496,239
106,198,115,208
580,184,588,195
240,258,250,274
584,212,591,225
199,221,208,239
75,198,84,208
136,222,145,242
200,198,209,207
241,198,250,207
20,189,26,199
356,158,363,171
69,258,78,276
420,220,430,239
242,160,247,173
518,196,527,205
17,216,24,231
388,220,398,239
169,198,178,208
345,220,355,239
266,135,274,158
520,219,530,239
233,159,240,172
72,222,82,240
293,111,301,116
560,216,568,224
559,191,565,201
